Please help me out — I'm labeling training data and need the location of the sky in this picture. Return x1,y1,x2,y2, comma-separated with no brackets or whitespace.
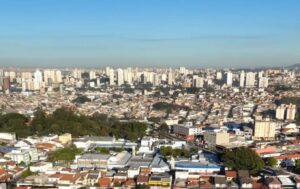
0,0,300,68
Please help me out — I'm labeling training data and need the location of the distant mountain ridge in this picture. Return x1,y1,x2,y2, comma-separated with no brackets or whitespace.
287,63,300,69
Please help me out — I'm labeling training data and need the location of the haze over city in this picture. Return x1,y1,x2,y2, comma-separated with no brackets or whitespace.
1,0,300,68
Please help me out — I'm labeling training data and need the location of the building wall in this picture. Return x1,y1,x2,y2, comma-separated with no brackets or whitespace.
254,121,276,140
203,132,229,149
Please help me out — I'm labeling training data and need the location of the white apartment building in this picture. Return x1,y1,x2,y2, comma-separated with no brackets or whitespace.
258,77,269,88
276,105,286,120
240,70,245,87
226,72,233,87
245,72,256,87
5,149,31,164
117,68,124,86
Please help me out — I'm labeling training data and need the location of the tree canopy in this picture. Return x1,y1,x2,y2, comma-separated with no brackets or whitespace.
0,108,148,141
160,146,198,158
264,157,278,167
222,147,264,175
48,145,82,162
0,113,30,138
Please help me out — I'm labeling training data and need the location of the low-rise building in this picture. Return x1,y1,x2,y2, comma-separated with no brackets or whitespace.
203,131,230,150
173,122,202,141
77,154,110,169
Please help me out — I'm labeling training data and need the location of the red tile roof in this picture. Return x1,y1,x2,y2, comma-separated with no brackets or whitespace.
225,170,237,178
98,177,112,187
137,175,149,183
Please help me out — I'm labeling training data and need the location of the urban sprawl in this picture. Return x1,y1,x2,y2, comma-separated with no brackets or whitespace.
0,67,300,189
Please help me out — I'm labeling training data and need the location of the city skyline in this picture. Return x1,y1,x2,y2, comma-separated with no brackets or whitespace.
1,0,300,68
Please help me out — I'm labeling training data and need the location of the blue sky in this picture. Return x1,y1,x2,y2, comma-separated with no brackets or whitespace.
0,0,299,68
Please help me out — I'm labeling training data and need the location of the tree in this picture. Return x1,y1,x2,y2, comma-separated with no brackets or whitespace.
21,168,37,179
48,146,82,162
95,147,110,154
158,123,169,138
114,182,122,187
160,146,173,157
265,157,278,167
222,147,264,175
160,146,197,158
295,159,300,173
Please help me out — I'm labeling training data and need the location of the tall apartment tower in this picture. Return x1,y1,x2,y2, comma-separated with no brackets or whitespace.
240,70,245,87
226,72,233,87
245,72,256,87
153,74,161,86
276,104,286,120
258,77,269,88
117,68,124,86
167,70,174,85
108,68,115,86
124,67,133,85
286,104,296,120
216,72,222,80
2,77,10,92
193,75,204,88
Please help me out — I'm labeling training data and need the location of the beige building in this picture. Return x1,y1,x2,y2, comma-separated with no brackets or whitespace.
286,104,296,120
254,120,276,140
58,133,72,145
276,105,286,120
203,132,230,150
276,104,297,121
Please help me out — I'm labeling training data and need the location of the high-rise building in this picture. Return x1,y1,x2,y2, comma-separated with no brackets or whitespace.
286,104,296,120
245,72,256,87
276,104,286,120
5,71,16,82
226,72,233,87
258,71,264,78
153,74,161,86
193,75,204,88
21,72,33,83
89,71,96,80
216,72,222,80
117,68,124,86
179,67,188,75
124,67,133,85
167,70,174,85
55,70,62,83
109,68,115,86
72,69,82,79
240,71,245,87
105,67,111,76
161,74,167,82
33,69,43,90
254,119,276,140
258,77,268,88
34,69,43,83
44,69,62,86
2,77,10,92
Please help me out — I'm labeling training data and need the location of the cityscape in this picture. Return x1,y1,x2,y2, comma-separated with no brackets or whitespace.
1,0,300,189
0,67,300,189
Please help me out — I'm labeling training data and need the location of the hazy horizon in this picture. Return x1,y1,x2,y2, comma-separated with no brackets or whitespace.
1,0,300,68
